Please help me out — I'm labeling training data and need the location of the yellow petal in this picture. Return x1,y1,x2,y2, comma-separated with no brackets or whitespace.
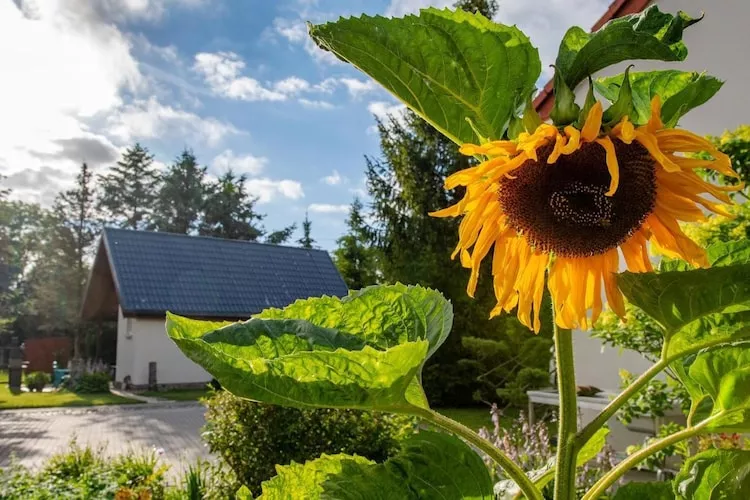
547,133,566,164
646,95,663,133
596,136,620,196
612,116,635,144
581,101,603,142
560,126,581,154
635,130,681,172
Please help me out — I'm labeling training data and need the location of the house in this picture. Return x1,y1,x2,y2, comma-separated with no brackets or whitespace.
534,0,750,393
80,228,348,389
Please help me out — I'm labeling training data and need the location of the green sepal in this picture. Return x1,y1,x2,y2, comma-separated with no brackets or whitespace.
602,65,634,125
550,66,580,126
576,77,597,128
508,91,542,139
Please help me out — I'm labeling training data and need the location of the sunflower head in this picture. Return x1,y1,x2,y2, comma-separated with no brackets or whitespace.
432,97,739,332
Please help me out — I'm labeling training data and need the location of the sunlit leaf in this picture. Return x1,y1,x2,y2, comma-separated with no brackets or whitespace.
595,70,722,126
309,8,540,144
259,431,494,499
555,6,700,90
166,284,452,412
674,449,750,499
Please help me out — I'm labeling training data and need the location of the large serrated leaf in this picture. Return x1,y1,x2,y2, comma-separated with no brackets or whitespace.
675,342,750,431
595,70,723,127
309,8,540,144
674,449,750,499
556,6,700,90
259,431,494,499
166,284,452,412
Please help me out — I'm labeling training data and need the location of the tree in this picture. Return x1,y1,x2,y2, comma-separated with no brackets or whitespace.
359,0,552,407
52,163,99,356
199,170,264,241
151,149,207,234
265,224,297,245
333,198,379,289
98,143,159,229
297,211,316,249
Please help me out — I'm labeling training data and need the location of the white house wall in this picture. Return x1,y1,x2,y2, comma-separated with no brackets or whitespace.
571,0,750,390
115,309,212,387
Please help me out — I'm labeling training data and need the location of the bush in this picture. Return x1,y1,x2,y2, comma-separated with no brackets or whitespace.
74,371,111,393
25,371,51,392
203,390,418,496
0,440,169,499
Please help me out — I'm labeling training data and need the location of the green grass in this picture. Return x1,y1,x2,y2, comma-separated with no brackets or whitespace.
0,371,141,410
435,407,494,431
141,389,211,401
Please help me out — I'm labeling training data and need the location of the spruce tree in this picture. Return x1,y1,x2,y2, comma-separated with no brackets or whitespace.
152,149,207,234
333,198,379,289
265,224,297,245
98,143,159,229
297,211,316,249
199,170,264,241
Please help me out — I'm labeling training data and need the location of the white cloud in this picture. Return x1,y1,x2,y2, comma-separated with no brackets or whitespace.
211,150,267,176
193,51,287,101
94,0,208,22
308,203,349,214
273,17,307,43
385,0,453,17
274,76,311,95
366,101,408,133
107,97,240,146
322,170,346,185
299,98,335,110
246,178,305,204
338,78,378,99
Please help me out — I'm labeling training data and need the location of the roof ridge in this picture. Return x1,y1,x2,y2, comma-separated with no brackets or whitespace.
102,227,330,254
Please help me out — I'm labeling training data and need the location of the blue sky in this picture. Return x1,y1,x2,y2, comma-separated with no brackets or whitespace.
1,0,610,249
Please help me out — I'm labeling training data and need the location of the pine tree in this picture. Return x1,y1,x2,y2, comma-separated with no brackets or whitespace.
199,170,264,241
98,143,159,229
52,163,99,356
265,224,297,245
297,211,316,249
152,149,207,234
333,198,379,289
361,0,552,407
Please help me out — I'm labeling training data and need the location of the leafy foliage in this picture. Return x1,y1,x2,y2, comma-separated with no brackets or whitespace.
594,70,723,127
151,149,208,234
674,449,750,499
25,371,51,392
310,7,540,144
199,170,265,241
203,390,415,496
258,431,494,500
333,198,379,290
555,6,700,90
612,481,675,500
73,371,111,393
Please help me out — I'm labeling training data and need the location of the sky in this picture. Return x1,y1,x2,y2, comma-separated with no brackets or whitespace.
0,0,611,250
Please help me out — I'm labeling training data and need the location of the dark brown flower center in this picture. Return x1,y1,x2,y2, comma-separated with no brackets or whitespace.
498,138,656,257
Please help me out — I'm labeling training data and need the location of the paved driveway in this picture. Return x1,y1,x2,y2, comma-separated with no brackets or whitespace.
0,403,209,475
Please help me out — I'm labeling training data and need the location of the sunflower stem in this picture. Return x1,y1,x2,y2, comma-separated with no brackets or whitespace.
416,407,543,500
553,322,578,500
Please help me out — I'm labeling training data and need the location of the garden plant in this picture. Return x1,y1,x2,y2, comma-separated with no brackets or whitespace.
166,6,750,499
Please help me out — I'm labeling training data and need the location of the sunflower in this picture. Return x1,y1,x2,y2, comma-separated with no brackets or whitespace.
431,97,739,332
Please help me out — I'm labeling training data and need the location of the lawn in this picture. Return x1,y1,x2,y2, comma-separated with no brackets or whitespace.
435,407,494,431
0,370,141,410
142,388,211,401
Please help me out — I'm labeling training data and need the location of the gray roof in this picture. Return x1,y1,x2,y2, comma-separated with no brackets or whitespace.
81,228,348,320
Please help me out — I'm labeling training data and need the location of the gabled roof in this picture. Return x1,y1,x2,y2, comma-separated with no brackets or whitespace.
533,0,651,118
81,228,348,320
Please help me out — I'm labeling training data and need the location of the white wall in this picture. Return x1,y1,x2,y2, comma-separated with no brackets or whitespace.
115,309,212,387
572,0,750,390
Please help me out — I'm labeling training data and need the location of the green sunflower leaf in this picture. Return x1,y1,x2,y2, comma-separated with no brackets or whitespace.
308,8,540,144
674,449,750,499
595,70,723,127
166,284,453,412
259,431,494,500
601,65,634,125
674,342,750,431
613,481,675,500
555,6,700,91
618,241,750,336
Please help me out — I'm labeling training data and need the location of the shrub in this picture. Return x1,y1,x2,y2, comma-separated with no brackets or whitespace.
74,371,111,393
202,390,418,495
25,371,51,392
